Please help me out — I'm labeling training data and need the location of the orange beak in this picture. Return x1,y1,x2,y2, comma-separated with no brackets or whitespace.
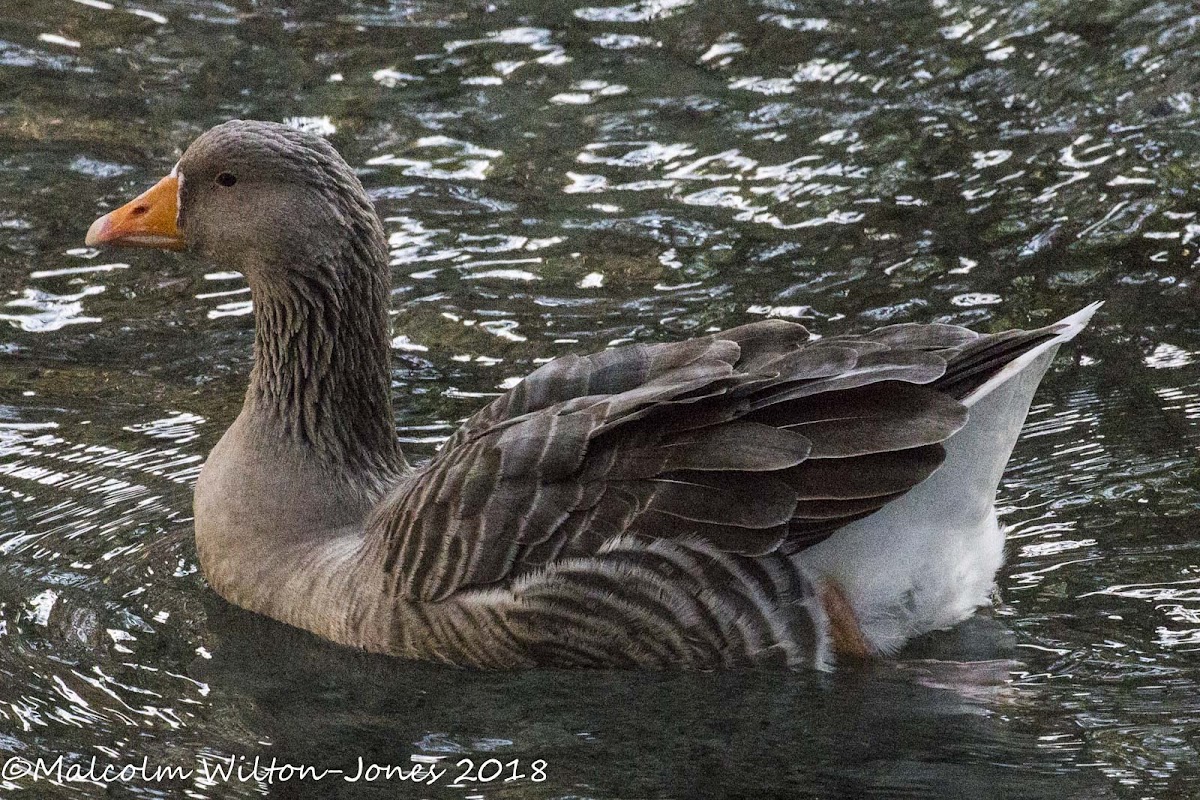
86,174,185,250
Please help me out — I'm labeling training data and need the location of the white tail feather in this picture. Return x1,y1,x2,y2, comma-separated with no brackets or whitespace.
797,303,1100,654
964,301,1102,408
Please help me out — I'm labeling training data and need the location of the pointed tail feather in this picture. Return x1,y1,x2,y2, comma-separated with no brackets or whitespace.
962,301,1102,407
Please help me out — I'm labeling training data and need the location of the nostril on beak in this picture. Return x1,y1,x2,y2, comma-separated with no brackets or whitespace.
131,205,148,216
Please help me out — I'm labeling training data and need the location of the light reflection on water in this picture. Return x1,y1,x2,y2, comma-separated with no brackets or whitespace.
1,0,1198,797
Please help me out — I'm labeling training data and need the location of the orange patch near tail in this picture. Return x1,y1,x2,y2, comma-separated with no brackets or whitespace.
821,580,872,659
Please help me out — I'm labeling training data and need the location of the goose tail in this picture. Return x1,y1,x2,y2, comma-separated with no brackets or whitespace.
962,301,1102,408
798,303,1101,655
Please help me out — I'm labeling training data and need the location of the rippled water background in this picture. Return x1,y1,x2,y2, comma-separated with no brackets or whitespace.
1,0,1199,797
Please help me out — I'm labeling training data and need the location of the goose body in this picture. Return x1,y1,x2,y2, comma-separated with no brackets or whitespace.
87,121,1099,669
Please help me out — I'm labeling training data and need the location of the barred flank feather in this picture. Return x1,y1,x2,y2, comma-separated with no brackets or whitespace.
417,538,828,669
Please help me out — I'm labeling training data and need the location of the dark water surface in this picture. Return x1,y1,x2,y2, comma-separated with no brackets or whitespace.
1,0,1198,797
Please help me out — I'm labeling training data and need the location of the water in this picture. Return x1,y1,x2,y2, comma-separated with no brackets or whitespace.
1,0,1198,796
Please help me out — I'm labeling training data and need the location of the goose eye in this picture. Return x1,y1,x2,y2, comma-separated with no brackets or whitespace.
216,172,237,188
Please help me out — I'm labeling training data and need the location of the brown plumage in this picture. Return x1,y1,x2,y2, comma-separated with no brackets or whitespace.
86,120,1100,670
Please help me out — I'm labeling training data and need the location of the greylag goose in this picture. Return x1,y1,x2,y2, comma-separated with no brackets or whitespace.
86,120,1099,669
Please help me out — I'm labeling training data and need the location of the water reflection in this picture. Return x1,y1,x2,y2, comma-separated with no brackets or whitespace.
198,604,1114,800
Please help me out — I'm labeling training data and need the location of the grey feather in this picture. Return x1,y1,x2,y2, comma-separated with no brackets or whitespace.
371,321,1037,602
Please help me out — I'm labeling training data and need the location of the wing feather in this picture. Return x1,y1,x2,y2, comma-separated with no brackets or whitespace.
369,316,1070,600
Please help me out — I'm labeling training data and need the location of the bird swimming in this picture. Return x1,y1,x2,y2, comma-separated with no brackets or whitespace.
86,120,1099,669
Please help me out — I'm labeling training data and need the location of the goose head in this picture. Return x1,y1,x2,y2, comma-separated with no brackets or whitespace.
86,120,400,472
85,120,386,290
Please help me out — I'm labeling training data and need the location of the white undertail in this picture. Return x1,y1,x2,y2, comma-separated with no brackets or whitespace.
797,303,1101,653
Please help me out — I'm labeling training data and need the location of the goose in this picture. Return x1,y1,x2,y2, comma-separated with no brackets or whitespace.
86,120,1099,669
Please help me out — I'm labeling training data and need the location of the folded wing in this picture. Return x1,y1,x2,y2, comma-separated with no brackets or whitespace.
369,316,1066,602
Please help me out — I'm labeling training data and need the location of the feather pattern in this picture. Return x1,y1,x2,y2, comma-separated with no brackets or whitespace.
362,309,1095,668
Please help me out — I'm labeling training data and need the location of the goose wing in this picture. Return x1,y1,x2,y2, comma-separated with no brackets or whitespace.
369,318,1061,602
